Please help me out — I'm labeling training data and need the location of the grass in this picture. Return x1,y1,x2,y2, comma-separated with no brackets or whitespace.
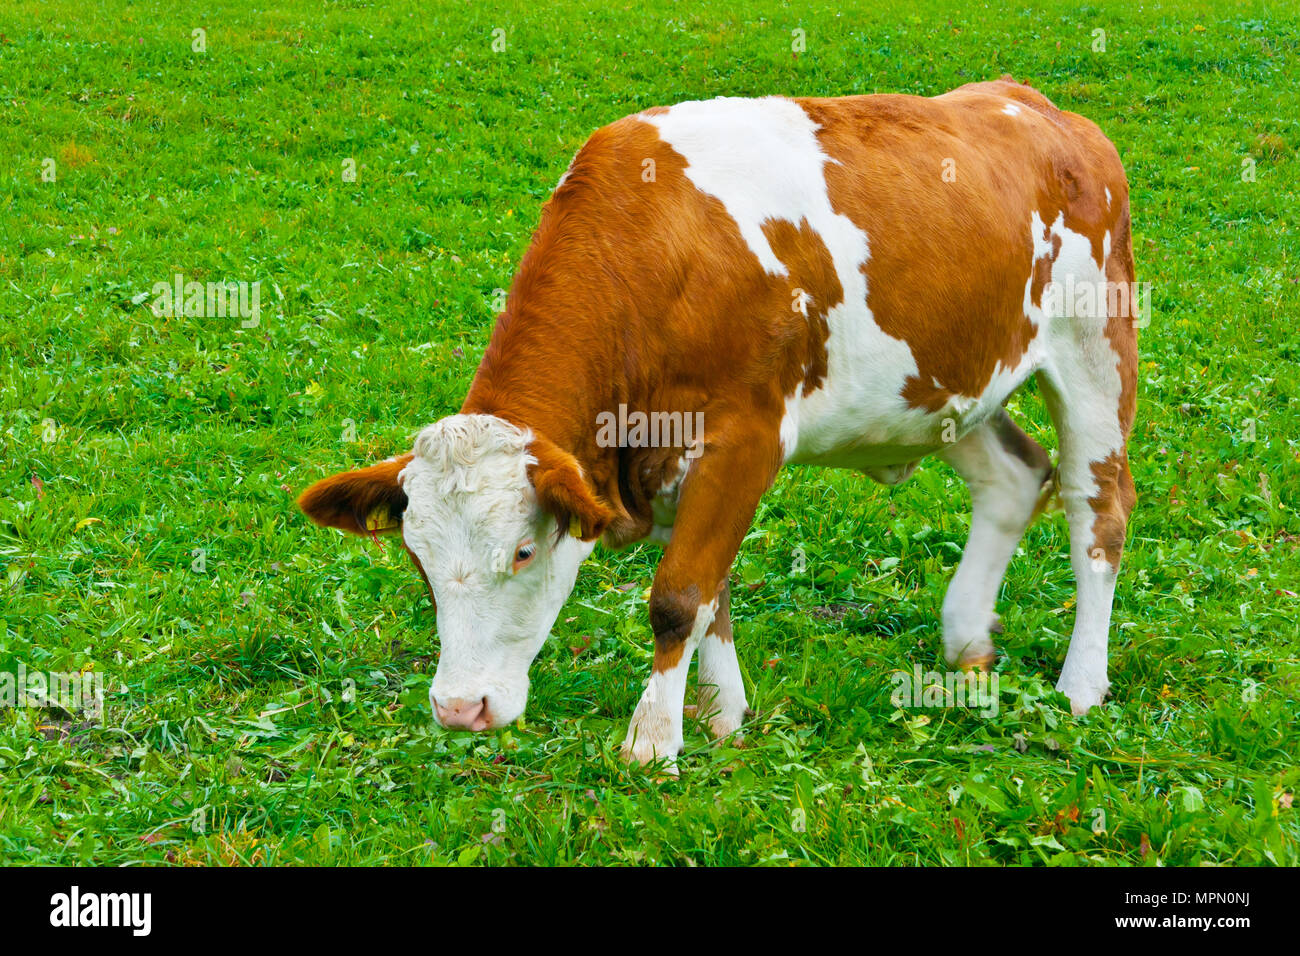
0,0,1297,866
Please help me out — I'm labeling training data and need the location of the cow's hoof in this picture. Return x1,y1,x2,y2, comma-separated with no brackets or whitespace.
685,702,742,741
706,714,744,742
620,740,680,777
703,705,754,743
943,610,1002,669
691,697,753,742
1057,677,1108,715
957,649,997,671
620,720,682,775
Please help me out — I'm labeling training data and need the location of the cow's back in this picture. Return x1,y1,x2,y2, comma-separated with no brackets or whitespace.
782,82,1131,463
487,81,1131,486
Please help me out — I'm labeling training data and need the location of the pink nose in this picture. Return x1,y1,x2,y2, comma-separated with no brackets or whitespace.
434,696,491,731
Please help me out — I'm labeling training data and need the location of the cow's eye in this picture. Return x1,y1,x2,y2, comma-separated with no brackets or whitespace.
512,542,537,573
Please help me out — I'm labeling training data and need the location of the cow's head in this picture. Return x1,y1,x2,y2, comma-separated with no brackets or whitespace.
298,414,614,730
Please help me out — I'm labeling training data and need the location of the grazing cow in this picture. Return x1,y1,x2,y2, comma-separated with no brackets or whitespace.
299,78,1138,769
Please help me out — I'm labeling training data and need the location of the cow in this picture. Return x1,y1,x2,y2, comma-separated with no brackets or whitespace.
298,78,1138,771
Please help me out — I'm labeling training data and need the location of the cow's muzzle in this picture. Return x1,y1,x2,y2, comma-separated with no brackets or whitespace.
432,695,492,731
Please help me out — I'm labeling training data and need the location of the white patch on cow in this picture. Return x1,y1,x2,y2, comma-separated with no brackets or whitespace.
621,598,717,771
643,96,936,466
1104,185,1112,207
400,414,594,728
1002,102,1022,116
948,393,978,414
696,627,749,739
1056,552,1116,713
1034,216,1124,472
641,98,831,276
778,385,803,460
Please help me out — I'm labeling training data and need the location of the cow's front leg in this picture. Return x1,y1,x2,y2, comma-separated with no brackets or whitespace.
695,581,751,740
621,429,779,771
620,592,713,770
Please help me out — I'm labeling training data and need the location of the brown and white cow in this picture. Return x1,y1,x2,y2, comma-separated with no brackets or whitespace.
299,78,1138,769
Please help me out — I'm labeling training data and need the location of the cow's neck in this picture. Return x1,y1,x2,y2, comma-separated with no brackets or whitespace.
460,301,620,481
458,217,671,544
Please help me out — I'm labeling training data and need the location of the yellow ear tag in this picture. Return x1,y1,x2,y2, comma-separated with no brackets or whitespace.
569,514,582,538
365,505,397,533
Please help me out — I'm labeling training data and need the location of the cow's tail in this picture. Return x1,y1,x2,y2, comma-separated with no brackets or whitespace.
1030,465,1062,522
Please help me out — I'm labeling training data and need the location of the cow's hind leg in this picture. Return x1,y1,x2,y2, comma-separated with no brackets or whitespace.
1038,229,1139,714
1038,368,1136,714
1038,368,1137,716
937,408,1053,669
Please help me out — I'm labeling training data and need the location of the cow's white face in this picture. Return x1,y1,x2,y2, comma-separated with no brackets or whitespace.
400,416,596,729
297,413,613,733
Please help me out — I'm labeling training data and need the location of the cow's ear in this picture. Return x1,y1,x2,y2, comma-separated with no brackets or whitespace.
528,437,615,542
298,453,413,536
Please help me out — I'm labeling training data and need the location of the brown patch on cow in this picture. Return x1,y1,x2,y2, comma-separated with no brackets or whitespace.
762,217,842,392
990,408,1051,474
644,431,780,659
649,583,703,672
988,78,1116,268
1058,166,1082,202
527,433,616,541
1087,196,1140,570
1103,202,1140,437
297,454,413,536
1030,232,1062,308
652,640,685,673
900,377,956,414
600,446,682,548
709,580,734,642
1087,450,1137,569
993,75,1060,114
462,113,827,556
